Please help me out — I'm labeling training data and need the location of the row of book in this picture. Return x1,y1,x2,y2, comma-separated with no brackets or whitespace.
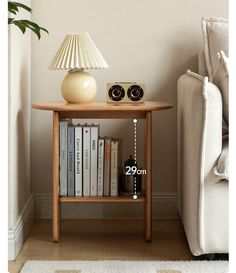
59,120,121,197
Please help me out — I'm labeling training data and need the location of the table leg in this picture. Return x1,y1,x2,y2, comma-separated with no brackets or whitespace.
53,111,60,242
145,111,152,242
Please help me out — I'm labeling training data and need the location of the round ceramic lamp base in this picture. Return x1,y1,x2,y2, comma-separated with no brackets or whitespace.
61,70,97,103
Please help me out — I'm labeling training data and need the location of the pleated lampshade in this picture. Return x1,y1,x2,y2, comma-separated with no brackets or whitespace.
49,33,109,70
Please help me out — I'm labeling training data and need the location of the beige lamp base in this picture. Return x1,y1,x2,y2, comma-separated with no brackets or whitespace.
61,70,97,103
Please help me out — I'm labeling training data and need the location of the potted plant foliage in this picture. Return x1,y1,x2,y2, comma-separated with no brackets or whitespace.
8,1,48,39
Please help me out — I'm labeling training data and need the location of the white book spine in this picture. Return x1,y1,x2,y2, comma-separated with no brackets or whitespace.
110,140,119,196
104,138,111,196
59,121,68,196
90,126,99,196
97,138,105,196
75,126,82,196
83,125,91,196
67,125,75,196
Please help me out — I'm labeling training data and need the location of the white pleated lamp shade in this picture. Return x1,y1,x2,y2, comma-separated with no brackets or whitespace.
49,33,109,70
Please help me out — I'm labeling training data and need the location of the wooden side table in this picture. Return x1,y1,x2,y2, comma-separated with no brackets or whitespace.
32,101,172,242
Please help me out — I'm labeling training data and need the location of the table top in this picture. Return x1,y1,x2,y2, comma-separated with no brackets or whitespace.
32,101,173,112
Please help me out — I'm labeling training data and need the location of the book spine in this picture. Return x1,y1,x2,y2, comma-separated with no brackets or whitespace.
67,125,75,196
83,125,91,196
104,138,111,196
97,138,105,196
90,126,99,196
59,121,68,196
75,125,82,197
110,139,119,196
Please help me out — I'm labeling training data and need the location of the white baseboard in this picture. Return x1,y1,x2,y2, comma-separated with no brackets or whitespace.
35,192,179,219
8,194,34,260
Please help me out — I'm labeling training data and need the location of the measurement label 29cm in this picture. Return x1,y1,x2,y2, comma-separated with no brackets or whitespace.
125,166,147,175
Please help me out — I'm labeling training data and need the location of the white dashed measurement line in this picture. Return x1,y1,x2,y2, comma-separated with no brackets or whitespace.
133,119,138,200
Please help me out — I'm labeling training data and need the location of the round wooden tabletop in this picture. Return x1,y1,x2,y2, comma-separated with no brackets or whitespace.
32,101,173,112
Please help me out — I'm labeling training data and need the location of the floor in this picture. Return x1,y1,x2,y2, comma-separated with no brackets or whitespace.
9,219,194,273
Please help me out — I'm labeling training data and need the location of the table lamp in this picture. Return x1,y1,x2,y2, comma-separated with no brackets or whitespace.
49,33,109,103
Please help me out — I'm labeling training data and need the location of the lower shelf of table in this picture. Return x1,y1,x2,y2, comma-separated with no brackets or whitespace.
59,196,146,203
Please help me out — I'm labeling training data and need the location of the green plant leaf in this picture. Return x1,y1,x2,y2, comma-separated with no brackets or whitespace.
9,1,32,13
18,20,41,39
8,18,15,24
39,27,49,34
8,2,49,39
29,27,41,39
8,2,19,14
20,20,49,34
8,9,17,15
21,19,40,29
20,21,41,39
13,20,26,34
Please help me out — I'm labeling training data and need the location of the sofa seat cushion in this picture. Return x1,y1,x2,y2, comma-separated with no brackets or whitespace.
213,140,229,181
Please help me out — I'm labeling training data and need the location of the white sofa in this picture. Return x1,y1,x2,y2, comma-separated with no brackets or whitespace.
177,17,228,256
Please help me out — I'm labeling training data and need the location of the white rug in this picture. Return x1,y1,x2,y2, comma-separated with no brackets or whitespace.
19,260,228,273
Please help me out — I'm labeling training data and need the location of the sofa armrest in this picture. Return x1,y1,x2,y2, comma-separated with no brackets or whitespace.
177,73,222,254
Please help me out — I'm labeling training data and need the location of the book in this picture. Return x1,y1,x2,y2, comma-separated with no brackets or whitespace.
83,124,91,196
75,124,83,196
67,124,75,196
59,120,68,196
104,137,111,196
97,138,105,196
110,139,119,196
90,125,99,196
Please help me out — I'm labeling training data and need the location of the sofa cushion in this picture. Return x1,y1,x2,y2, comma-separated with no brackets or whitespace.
213,140,229,181
201,17,228,82
198,49,208,76
213,50,229,125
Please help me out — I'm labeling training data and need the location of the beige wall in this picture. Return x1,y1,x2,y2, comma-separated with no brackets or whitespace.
31,0,228,217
